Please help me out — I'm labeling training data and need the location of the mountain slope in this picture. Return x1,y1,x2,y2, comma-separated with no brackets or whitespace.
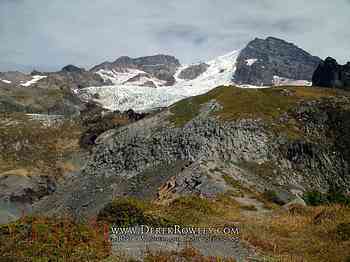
34,85,350,220
80,51,240,112
234,37,321,86
81,37,322,112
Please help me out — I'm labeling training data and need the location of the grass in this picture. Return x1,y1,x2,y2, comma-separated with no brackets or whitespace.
144,246,236,262
240,205,350,262
0,112,82,177
1,196,349,261
169,85,343,129
0,216,111,261
105,246,237,262
0,86,72,114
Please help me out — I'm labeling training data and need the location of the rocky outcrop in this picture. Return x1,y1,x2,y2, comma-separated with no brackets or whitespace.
234,37,321,86
312,57,350,89
0,169,56,204
0,71,32,87
0,169,56,224
178,63,209,80
79,105,147,150
33,91,350,219
0,85,86,115
33,65,112,91
91,54,181,86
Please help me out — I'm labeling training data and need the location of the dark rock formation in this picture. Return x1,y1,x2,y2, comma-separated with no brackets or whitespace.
178,63,209,80
91,54,181,86
0,71,32,86
79,106,147,150
0,82,87,116
234,37,321,86
61,64,85,73
312,57,350,89
33,65,112,91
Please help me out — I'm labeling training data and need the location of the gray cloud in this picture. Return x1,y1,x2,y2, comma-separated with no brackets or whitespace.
0,0,349,72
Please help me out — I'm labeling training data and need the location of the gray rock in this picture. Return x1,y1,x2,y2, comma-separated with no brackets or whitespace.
33,95,350,220
234,37,321,86
178,63,209,80
91,54,181,86
283,195,307,209
312,57,350,89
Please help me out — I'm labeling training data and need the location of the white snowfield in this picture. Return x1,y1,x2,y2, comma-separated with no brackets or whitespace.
82,51,241,112
81,51,311,112
20,75,47,87
246,58,258,66
0,79,12,84
272,75,312,87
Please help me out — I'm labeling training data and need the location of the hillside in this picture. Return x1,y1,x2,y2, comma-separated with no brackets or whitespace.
26,85,350,261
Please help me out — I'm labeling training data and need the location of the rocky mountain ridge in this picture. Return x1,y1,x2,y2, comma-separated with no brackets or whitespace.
234,37,321,86
33,86,350,220
312,56,350,89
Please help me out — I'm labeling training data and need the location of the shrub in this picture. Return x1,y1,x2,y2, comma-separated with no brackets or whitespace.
303,185,350,206
335,223,350,241
97,198,146,227
97,198,175,227
303,190,328,206
262,190,285,205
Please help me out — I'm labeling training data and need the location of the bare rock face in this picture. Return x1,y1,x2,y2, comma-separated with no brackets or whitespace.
32,94,350,220
178,63,210,80
0,71,32,87
33,65,111,91
0,169,56,224
234,37,321,86
91,54,181,86
312,57,350,89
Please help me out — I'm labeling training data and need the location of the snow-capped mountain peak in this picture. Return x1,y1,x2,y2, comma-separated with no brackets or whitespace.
81,50,240,112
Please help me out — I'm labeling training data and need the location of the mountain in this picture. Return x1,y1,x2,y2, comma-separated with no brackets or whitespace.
34,85,350,220
1,37,350,261
91,54,181,86
81,51,239,112
82,37,322,112
233,37,321,86
312,57,350,89
0,37,324,114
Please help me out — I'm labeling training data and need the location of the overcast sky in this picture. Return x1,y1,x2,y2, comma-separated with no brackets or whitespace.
1,0,349,72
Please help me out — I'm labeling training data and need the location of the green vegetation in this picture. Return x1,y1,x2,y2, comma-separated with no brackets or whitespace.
0,113,82,177
303,185,350,206
335,223,350,241
222,174,242,188
97,197,174,227
1,196,350,261
0,86,76,114
262,190,285,206
169,86,341,127
144,246,236,262
0,216,110,261
241,205,350,262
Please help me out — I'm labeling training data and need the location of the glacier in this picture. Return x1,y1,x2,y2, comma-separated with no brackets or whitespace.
81,51,242,112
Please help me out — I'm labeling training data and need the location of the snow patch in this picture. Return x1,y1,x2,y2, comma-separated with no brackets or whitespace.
0,79,12,84
82,50,241,112
96,69,146,85
246,59,258,66
273,76,312,86
20,75,47,87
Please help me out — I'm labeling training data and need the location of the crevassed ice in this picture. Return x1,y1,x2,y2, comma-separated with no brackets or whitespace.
82,50,241,112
